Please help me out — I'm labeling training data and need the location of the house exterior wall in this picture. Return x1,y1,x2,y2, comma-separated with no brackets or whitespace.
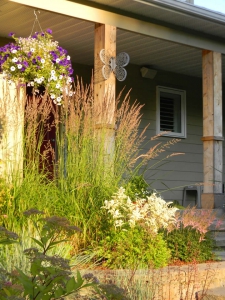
117,64,204,203
0,56,220,203
72,62,207,203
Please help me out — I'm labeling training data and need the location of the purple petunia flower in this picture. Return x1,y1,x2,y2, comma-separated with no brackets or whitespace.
69,68,74,75
46,28,52,34
8,32,14,37
23,61,28,67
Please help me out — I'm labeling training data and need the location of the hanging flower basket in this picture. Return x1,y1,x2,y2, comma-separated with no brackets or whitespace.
0,29,74,105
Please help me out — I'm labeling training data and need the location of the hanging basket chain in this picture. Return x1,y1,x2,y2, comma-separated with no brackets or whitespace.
30,10,43,36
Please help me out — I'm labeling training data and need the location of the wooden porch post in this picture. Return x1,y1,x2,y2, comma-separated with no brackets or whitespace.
201,50,224,208
0,75,25,181
94,24,116,162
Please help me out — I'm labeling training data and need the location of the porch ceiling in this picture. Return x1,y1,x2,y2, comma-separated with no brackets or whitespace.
1,0,225,81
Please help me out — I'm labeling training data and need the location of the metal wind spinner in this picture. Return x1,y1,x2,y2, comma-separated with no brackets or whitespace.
100,49,130,82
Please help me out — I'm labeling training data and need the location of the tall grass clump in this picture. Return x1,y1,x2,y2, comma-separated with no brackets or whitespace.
54,80,154,246
0,76,182,267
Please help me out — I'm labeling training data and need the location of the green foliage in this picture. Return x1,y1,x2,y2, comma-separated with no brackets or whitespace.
124,175,152,200
0,210,99,300
168,200,185,210
164,227,215,263
98,283,129,300
96,227,171,269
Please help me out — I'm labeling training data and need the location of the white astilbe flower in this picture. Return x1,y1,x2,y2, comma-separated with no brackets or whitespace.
102,187,178,234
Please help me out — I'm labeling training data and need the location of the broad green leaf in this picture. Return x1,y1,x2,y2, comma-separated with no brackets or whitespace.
41,236,48,244
2,288,11,296
16,268,35,296
0,239,18,245
76,270,84,285
48,239,68,247
66,276,76,293
30,262,38,275
31,237,43,248
15,267,30,281
42,294,52,300
54,286,65,298
36,291,51,300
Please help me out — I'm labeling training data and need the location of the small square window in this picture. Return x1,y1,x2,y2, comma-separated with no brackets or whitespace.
156,86,186,138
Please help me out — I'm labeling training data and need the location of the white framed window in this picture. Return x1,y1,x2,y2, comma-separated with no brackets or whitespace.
156,86,186,138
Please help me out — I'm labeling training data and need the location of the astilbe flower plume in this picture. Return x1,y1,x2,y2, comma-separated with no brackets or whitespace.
168,206,221,241
102,187,178,234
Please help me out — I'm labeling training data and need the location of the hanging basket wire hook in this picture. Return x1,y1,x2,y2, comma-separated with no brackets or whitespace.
30,10,43,36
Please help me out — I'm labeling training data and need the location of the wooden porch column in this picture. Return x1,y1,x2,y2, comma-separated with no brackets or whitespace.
0,75,25,181
94,24,116,162
201,50,224,208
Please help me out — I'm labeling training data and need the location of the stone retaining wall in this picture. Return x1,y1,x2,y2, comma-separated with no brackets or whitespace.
80,261,225,299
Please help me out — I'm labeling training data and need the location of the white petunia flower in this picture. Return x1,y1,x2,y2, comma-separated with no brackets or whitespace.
41,58,45,64
11,49,17,53
56,58,60,63
17,64,22,69
67,55,70,60
56,83,60,89
10,66,15,71
30,48,35,52
51,75,57,81
12,57,18,62
36,78,42,84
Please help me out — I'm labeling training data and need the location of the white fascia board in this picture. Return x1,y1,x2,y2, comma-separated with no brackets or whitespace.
10,0,225,54
136,0,225,24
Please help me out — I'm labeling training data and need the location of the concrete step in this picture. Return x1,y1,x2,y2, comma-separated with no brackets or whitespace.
213,250,225,261
214,239,225,248
209,221,225,231
211,231,225,247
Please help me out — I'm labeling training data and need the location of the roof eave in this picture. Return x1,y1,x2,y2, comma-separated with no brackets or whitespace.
134,0,225,26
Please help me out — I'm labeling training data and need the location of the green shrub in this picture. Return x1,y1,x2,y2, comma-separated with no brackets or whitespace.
168,200,185,210
124,175,152,200
164,227,215,263
96,227,171,269
0,209,101,300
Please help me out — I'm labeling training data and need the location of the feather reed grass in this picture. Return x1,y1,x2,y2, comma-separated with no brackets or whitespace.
0,76,181,268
